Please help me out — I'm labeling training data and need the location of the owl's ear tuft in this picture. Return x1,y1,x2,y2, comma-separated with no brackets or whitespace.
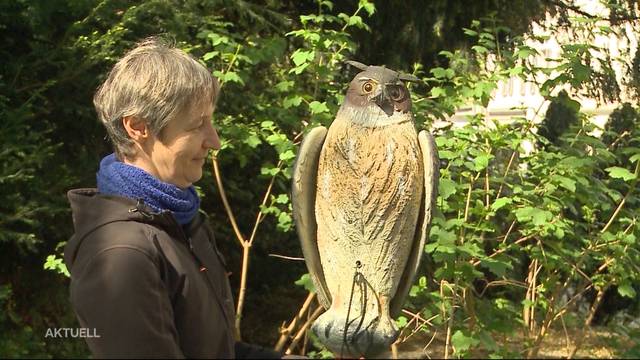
399,73,421,83
345,60,369,71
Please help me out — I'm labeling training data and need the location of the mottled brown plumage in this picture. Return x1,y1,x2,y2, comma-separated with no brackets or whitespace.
292,62,438,358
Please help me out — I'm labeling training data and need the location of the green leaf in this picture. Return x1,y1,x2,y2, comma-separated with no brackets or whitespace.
359,0,375,16
515,207,552,226
347,15,363,27
207,33,229,46
283,96,303,109
430,67,447,78
473,153,493,171
432,227,457,244
463,28,478,37
630,154,640,164
571,62,591,82
491,197,512,211
459,243,483,257
605,167,636,181
472,45,488,54
291,49,315,66
203,51,218,61
396,316,408,328
279,149,296,161
275,80,294,92
260,204,280,216
451,330,479,353
243,133,261,148
618,283,636,298
480,257,513,277
309,101,330,114
553,175,576,192
277,212,292,232
430,87,447,98
275,194,289,204
260,121,274,129
220,71,244,85
44,254,70,277
299,15,317,25
438,150,456,159
508,66,524,76
515,46,537,58
623,233,636,245
295,273,316,292
439,178,457,200
321,0,333,10
290,63,310,75
424,242,439,253
261,166,280,176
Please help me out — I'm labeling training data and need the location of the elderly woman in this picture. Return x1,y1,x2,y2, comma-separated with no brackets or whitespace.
64,38,280,359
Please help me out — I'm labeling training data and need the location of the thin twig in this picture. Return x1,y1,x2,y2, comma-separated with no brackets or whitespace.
423,329,438,359
560,313,570,355
443,279,457,360
275,292,316,352
212,156,246,246
397,310,437,343
268,254,305,261
285,306,324,355
602,162,639,233
248,160,284,246
495,150,517,201
472,234,534,266
460,175,476,244
235,245,251,339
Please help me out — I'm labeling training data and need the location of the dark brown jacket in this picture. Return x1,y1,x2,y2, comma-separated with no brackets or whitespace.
64,188,239,359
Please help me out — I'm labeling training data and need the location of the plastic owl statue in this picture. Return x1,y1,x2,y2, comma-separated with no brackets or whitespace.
291,61,439,358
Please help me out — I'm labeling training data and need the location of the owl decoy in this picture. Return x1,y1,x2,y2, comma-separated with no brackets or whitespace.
291,61,439,358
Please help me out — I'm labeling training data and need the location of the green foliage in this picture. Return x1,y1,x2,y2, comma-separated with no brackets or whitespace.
0,285,46,358
294,273,316,293
403,9,640,358
43,255,70,278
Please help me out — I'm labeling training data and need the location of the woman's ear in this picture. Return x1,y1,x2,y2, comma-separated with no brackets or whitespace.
122,116,150,142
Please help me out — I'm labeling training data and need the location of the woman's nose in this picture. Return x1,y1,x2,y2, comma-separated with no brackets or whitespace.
204,122,221,150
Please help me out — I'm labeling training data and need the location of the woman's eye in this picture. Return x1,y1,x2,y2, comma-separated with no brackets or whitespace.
192,121,205,130
362,82,374,93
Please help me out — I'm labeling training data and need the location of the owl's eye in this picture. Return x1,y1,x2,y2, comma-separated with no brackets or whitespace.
388,86,405,101
362,82,374,93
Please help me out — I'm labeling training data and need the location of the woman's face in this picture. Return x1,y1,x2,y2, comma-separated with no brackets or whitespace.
146,100,220,188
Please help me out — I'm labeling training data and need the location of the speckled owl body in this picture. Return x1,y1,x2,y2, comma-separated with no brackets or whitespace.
314,104,424,355
318,107,423,296
292,62,439,358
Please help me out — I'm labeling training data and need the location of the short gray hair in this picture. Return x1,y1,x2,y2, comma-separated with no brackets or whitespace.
94,37,220,159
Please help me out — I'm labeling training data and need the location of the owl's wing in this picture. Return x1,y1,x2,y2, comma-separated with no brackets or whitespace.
291,126,332,309
390,130,439,318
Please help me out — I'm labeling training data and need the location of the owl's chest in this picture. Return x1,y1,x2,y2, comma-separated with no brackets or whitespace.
317,119,422,202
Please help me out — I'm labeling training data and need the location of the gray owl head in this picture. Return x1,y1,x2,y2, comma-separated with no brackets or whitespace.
344,60,419,116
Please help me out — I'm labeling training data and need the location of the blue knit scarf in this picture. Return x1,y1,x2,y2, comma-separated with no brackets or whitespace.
97,153,200,225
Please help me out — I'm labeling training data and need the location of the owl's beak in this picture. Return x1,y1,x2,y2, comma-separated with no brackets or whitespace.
373,87,394,116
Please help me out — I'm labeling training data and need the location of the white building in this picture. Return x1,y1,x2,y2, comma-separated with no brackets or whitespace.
445,0,638,133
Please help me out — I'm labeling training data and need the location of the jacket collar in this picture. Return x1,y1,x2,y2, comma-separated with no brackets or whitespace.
65,188,206,265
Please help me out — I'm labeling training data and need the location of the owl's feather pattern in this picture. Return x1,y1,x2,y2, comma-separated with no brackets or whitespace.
292,62,438,358
315,111,424,301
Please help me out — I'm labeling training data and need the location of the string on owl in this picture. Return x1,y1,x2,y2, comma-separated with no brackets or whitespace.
341,260,366,358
